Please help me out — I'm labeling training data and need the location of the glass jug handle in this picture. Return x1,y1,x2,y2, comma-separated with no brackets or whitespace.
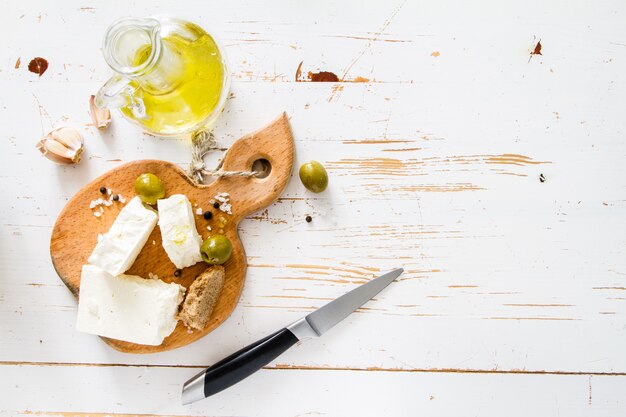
95,74,133,108
95,75,146,119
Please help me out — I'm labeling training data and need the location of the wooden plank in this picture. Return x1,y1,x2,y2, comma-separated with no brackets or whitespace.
2,0,626,415
2,0,625,85
2,364,626,417
1,80,625,372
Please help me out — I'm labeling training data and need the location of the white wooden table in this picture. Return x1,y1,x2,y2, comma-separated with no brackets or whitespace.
2,1,626,415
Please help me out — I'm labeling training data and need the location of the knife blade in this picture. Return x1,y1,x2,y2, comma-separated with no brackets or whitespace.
181,267,403,404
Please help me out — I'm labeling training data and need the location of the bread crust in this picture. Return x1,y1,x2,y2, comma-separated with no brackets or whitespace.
179,265,225,330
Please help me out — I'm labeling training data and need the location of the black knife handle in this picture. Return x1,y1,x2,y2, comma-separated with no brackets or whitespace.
199,327,298,398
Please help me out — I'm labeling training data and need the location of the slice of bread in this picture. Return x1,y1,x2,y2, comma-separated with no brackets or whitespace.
179,265,225,331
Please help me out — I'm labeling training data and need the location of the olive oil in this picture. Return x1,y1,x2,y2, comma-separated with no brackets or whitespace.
120,24,225,135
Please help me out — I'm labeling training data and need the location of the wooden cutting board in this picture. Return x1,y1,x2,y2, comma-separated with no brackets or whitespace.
50,113,294,353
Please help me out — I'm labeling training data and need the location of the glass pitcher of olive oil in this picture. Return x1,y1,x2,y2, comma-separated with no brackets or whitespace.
95,17,229,136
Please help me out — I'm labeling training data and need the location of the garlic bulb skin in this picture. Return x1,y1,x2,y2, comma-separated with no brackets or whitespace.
89,95,111,129
36,127,84,164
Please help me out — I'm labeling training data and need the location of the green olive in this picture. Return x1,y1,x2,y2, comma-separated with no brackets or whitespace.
134,173,165,205
299,161,328,193
200,235,233,265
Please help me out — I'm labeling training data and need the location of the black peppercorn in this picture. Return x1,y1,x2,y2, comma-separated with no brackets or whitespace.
305,215,312,223
203,211,213,220
99,186,107,194
174,269,181,277
112,194,120,201
213,202,220,209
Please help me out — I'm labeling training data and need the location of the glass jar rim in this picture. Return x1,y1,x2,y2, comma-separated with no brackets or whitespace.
102,17,162,77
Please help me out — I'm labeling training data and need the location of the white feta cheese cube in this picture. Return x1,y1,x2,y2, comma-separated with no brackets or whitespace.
76,265,185,346
157,194,203,269
88,196,157,276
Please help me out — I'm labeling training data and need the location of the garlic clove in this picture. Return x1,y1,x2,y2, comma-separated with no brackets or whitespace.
36,127,84,164
49,127,84,151
89,95,111,129
36,138,77,164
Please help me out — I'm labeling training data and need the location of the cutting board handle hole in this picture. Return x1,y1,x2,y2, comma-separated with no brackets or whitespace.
251,158,271,179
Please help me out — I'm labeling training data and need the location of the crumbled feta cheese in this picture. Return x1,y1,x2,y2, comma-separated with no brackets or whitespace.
99,206,104,213
90,193,126,211
93,211,102,218
195,207,203,215
107,189,112,195
213,192,233,215
89,198,103,209
220,203,232,214
206,225,212,231
148,272,159,280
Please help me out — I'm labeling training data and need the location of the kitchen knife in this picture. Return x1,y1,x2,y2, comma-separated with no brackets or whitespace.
181,267,403,404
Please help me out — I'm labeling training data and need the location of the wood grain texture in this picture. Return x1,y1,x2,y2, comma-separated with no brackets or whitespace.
2,364,626,417
2,0,626,415
49,113,294,352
